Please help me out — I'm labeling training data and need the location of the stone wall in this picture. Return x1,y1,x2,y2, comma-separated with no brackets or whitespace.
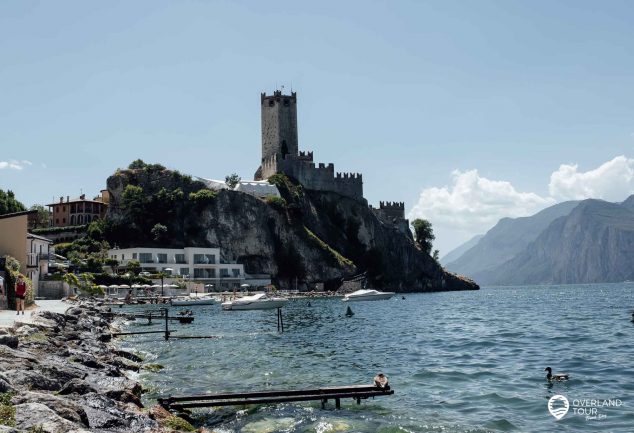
38,281,70,299
259,153,365,202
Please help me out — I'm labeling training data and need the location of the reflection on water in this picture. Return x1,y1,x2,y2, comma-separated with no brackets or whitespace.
117,284,634,432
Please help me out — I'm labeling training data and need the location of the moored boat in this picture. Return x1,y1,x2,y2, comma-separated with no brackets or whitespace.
221,293,288,310
342,289,395,302
170,295,216,306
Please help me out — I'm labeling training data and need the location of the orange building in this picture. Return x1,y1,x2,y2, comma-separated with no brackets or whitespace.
47,190,110,227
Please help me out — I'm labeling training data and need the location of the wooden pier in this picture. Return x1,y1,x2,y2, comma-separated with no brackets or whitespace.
159,384,393,411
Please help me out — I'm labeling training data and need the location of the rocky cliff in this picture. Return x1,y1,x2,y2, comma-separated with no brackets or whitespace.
445,200,580,280
485,198,634,285
105,167,478,292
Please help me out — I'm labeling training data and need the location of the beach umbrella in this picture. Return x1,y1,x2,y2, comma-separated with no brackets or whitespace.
151,284,161,288
98,285,108,289
167,284,179,288
119,284,131,289
142,284,151,289
131,284,142,289
108,284,119,289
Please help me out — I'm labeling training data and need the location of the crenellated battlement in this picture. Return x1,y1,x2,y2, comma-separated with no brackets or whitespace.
336,172,363,181
379,201,404,210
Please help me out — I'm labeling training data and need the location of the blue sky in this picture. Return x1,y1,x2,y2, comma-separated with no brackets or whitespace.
2,0,634,253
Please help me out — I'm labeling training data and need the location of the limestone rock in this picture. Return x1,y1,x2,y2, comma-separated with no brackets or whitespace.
14,402,81,432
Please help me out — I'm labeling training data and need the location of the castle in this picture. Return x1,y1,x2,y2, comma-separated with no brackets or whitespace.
254,90,406,225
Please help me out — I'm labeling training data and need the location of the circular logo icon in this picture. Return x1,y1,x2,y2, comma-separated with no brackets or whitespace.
548,395,570,420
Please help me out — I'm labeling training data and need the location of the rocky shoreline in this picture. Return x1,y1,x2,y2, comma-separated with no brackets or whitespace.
0,302,198,433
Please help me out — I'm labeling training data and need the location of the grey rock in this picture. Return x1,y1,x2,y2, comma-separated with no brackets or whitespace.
0,335,18,349
58,378,97,396
14,402,81,433
11,390,89,426
0,426,19,433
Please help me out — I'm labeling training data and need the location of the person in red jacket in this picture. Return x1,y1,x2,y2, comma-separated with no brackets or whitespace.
15,275,26,315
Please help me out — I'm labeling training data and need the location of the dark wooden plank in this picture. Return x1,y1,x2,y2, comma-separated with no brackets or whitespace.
166,385,384,402
168,390,394,409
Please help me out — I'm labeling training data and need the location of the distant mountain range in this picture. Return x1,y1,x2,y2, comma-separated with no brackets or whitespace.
440,234,483,265
444,196,634,285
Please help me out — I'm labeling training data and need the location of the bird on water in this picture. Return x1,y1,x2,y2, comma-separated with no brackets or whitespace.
544,367,569,381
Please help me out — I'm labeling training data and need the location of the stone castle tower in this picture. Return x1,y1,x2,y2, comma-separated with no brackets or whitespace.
260,90,298,163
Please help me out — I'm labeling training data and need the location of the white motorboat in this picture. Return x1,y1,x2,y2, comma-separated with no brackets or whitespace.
221,293,288,310
171,295,216,306
342,289,395,302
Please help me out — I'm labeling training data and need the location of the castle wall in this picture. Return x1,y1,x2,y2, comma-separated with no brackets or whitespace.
261,91,298,162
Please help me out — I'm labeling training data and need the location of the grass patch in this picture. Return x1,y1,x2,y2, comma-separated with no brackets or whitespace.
24,332,48,343
142,363,164,372
303,226,354,267
164,415,196,432
0,392,15,427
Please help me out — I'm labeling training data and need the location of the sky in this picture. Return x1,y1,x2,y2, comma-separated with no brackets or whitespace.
2,0,634,255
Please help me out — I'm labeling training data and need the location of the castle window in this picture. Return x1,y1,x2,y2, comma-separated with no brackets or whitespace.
283,99,289,106
268,100,274,107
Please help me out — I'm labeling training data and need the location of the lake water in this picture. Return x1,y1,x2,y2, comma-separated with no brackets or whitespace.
116,284,634,432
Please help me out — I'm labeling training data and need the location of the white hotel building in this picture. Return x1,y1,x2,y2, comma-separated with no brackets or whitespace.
108,247,246,290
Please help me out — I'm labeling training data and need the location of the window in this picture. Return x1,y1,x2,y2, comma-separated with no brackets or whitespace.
139,253,153,263
70,204,76,213
132,253,137,259
157,253,167,264
121,254,125,260
232,269,240,278
220,268,229,278
179,268,189,276
194,269,204,278
268,100,274,107
194,254,206,264
62,206,65,212
208,269,216,278
175,254,186,264
62,218,66,224
283,98,289,106
205,254,215,264
56,219,59,224
70,215,76,225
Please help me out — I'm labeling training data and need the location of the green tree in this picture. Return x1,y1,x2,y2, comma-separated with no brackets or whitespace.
0,189,26,216
433,249,440,262
128,159,147,169
105,258,119,274
126,259,141,275
412,218,436,255
225,173,241,189
151,223,168,242
28,205,50,229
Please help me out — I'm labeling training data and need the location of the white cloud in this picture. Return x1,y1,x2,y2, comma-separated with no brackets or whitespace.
409,155,634,254
548,156,634,201
0,161,25,170
409,169,554,237
0,159,33,170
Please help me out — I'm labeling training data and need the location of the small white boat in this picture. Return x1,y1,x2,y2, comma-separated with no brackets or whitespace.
221,293,288,310
342,289,395,302
171,295,216,306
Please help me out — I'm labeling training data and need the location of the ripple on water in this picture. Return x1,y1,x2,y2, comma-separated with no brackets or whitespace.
117,283,634,432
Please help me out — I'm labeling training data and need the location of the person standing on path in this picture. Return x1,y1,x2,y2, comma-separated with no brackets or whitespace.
15,275,26,315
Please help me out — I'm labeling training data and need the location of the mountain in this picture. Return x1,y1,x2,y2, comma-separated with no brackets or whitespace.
485,198,634,285
440,234,483,265
444,200,580,279
104,166,478,292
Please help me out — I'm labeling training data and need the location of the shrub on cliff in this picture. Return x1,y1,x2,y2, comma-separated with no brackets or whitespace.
265,195,287,210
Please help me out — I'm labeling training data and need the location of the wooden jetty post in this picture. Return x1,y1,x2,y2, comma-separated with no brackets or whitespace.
276,307,284,332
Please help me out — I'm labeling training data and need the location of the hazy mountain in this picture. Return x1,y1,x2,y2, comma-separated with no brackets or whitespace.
444,200,580,278
440,234,483,265
485,198,634,285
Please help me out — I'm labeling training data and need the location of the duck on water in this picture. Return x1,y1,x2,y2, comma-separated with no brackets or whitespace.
545,367,569,381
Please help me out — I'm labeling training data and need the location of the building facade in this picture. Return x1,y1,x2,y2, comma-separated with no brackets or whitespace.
0,211,53,296
108,247,246,290
47,190,109,227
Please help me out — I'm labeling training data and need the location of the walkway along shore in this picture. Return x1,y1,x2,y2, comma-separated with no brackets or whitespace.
0,301,203,433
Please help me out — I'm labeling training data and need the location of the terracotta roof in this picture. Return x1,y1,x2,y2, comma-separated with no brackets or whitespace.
0,210,37,220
